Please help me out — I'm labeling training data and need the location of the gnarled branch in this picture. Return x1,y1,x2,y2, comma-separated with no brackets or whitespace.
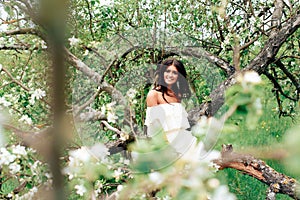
213,144,299,200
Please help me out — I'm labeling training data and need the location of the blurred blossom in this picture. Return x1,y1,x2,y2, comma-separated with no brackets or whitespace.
132,99,138,104
117,184,123,192
254,41,260,46
191,116,210,136
89,143,110,160
15,187,38,200
101,105,106,114
107,111,118,123
31,160,42,175
0,63,2,71
75,184,87,196
123,159,130,165
106,101,116,111
31,89,46,102
0,96,11,107
83,49,89,56
40,40,47,49
212,185,236,200
0,147,16,165
12,145,27,156
207,178,220,189
69,147,91,164
163,196,172,200
126,88,137,99
114,168,123,181
149,172,164,184
9,162,21,174
237,71,262,84
68,36,81,46
19,115,33,125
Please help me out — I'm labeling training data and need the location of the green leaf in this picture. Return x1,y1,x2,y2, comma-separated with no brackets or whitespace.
234,93,252,105
1,177,19,195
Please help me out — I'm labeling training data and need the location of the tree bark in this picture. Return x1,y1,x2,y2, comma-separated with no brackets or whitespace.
188,12,300,122
213,144,299,200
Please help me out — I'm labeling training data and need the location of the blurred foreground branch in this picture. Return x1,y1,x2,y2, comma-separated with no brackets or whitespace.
213,144,299,200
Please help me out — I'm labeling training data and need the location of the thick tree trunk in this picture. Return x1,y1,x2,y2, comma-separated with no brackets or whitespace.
213,144,299,200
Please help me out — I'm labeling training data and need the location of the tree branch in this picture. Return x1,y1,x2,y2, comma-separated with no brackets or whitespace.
213,144,299,200
275,59,300,99
188,12,300,121
166,46,235,76
263,69,298,101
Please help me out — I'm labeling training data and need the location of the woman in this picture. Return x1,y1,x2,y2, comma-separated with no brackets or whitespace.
145,58,197,156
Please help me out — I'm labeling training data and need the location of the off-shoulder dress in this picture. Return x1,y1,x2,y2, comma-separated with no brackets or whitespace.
144,103,197,155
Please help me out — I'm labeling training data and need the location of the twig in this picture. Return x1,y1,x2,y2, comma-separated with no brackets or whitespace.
101,120,122,135
74,86,102,116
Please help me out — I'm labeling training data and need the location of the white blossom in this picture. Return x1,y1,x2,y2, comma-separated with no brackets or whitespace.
126,88,137,99
32,89,46,100
254,41,260,46
123,159,130,165
31,160,42,175
0,63,2,71
117,184,123,192
29,97,35,105
83,49,89,56
19,115,33,125
207,178,220,189
149,172,164,184
69,147,91,164
68,36,81,46
74,184,87,196
6,193,13,198
17,187,38,200
0,96,11,107
132,99,138,104
243,71,262,84
29,89,46,105
0,148,16,165
12,145,27,156
114,168,123,181
107,111,118,123
254,98,262,110
106,101,116,111
40,41,47,49
191,116,210,136
163,196,172,200
9,163,21,174
212,185,236,200
89,143,110,160
100,105,106,114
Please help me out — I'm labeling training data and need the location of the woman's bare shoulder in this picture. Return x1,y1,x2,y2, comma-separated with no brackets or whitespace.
146,89,159,107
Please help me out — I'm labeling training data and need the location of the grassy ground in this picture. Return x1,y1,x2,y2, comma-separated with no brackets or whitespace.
214,83,299,200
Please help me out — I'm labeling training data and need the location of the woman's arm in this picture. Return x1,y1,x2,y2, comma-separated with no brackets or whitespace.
146,90,158,107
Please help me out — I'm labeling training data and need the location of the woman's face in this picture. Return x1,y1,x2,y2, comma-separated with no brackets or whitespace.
164,65,178,87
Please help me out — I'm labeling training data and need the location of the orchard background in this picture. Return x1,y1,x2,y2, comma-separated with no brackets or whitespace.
0,0,299,199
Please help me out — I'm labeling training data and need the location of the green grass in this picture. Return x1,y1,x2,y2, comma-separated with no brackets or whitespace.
213,84,299,200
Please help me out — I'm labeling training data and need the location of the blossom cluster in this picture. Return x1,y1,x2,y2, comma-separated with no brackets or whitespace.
62,143,114,198
29,88,46,105
0,144,51,199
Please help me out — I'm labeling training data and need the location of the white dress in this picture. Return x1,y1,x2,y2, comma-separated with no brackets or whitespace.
145,103,197,156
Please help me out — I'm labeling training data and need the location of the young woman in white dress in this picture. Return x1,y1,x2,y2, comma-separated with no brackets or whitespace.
145,58,198,156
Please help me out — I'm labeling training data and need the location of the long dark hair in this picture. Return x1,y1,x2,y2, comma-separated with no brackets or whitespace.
153,58,191,103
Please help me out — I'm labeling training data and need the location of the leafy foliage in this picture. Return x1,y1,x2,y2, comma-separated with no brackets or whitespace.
0,0,299,199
